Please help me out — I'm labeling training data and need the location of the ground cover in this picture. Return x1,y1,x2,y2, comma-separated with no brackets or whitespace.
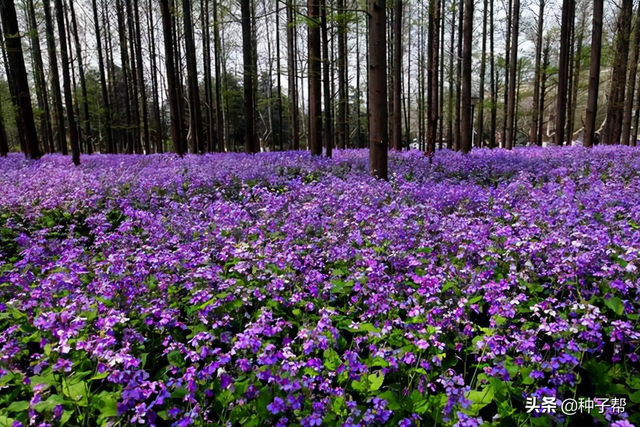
0,147,639,427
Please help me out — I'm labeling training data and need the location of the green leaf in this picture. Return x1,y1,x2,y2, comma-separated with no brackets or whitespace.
605,297,624,315
256,386,271,418
324,348,341,371
34,394,65,412
7,401,29,413
465,387,495,416
368,371,384,391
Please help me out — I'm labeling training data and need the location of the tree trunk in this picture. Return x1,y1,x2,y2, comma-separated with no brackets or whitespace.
505,0,519,149
42,0,67,154
27,0,53,154
54,0,79,164
337,0,348,149
502,0,511,147
68,0,91,154
92,0,114,153
621,2,640,146
489,0,496,148
308,0,322,155
455,0,462,150
0,0,40,159
438,0,445,148
530,0,544,145
392,0,403,150
569,9,585,143
555,0,575,146
603,0,632,144
321,0,333,157
427,0,439,153
241,0,258,153
276,0,284,150
213,0,224,151
149,0,163,153
478,0,488,147
133,1,150,153
538,36,550,146
182,0,204,153
460,0,472,153
286,0,299,150
369,0,388,179
160,0,184,155
448,1,455,149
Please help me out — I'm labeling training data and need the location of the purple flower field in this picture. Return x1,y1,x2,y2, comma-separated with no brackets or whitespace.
1,147,639,427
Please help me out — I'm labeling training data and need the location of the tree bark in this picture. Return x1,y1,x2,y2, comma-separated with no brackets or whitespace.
54,0,79,163
68,0,91,154
460,0,472,153
160,0,184,155
27,0,53,154
321,0,333,157
0,0,40,159
621,2,640,146
286,0,299,150
308,0,322,155
182,0,204,153
368,0,388,179
505,0,519,149
555,0,574,146
529,0,544,145
392,0,403,150
213,0,224,151
489,0,496,148
537,36,550,146
241,0,258,153
478,0,488,147
603,0,632,144
427,0,439,153
42,0,67,154
92,0,114,153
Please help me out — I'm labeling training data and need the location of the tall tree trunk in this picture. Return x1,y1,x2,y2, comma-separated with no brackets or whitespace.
286,0,299,149
505,0,519,149
530,0,544,145
182,0,204,153
622,2,640,146
1,28,25,153
337,0,348,149
321,0,333,157
160,0,184,155
43,0,67,154
460,0,472,153
68,0,91,154
448,1,455,149
569,9,585,143
438,0,445,148
241,0,258,153
149,0,163,153
125,0,141,153
308,0,322,155
27,0,53,154
502,0,511,147
369,0,388,178
603,0,632,144
133,1,150,153
427,0,439,153
455,0,462,150
478,0,487,147
213,0,224,151
392,0,403,150
0,90,7,156
0,0,40,159
54,0,79,164
489,0,496,148
92,0,114,153
537,36,550,146
556,0,574,146
116,0,133,153
202,0,212,152
276,0,284,150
